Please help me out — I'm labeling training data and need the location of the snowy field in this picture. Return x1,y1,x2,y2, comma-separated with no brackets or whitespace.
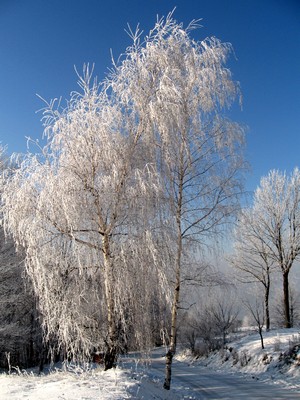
1,328,300,399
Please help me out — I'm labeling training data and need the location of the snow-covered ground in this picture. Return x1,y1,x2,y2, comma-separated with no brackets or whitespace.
0,359,179,400
177,327,300,393
0,328,299,399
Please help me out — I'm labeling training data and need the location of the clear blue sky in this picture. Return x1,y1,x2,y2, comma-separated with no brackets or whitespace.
0,0,299,192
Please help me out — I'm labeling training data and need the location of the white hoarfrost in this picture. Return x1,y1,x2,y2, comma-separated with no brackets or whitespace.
109,11,245,389
1,63,170,367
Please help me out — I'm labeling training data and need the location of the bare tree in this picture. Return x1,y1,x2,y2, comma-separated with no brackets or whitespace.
210,295,239,347
229,209,275,330
243,295,265,349
179,308,219,356
108,13,246,389
250,169,300,328
179,287,240,356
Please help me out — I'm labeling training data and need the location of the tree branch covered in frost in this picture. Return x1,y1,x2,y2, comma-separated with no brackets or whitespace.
1,66,171,367
107,12,245,243
0,147,43,369
104,11,246,388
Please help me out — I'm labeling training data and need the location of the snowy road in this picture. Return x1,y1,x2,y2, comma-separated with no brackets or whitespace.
124,350,300,399
171,362,299,399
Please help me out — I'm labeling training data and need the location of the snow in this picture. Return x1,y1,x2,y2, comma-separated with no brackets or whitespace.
177,327,300,393
1,329,300,399
0,366,135,400
0,361,178,400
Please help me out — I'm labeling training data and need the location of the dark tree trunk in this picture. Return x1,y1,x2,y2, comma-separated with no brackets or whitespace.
104,345,117,371
163,232,181,389
103,234,119,370
38,346,46,373
163,269,180,390
163,350,173,390
222,330,226,347
258,326,264,349
283,271,291,328
265,283,270,331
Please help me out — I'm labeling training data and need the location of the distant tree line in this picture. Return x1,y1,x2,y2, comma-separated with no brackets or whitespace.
230,168,300,331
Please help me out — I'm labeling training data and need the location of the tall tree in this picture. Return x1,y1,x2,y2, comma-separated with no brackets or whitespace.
229,208,275,330
1,68,167,370
250,168,300,328
108,13,245,389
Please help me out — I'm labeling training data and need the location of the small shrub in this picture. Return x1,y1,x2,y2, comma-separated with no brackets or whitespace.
193,342,216,358
239,350,250,367
289,334,300,350
279,343,300,365
221,348,230,362
262,353,272,365
232,349,239,365
273,335,281,352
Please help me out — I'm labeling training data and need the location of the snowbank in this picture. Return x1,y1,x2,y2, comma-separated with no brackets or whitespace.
184,328,300,392
0,361,178,400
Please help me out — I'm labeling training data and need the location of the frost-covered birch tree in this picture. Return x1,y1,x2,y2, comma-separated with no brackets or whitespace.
250,168,300,328
1,68,168,370
108,13,245,389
